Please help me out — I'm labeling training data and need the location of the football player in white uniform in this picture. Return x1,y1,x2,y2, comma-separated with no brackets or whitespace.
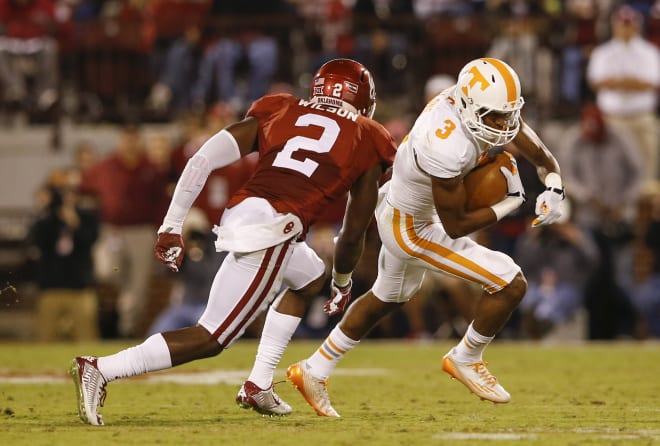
287,57,565,416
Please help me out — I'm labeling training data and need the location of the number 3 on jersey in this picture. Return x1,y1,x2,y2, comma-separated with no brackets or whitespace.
435,119,456,139
272,113,340,177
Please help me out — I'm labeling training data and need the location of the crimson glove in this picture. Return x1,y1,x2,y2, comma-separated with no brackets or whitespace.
323,280,353,316
155,232,184,272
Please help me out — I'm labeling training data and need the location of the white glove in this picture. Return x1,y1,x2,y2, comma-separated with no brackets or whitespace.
533,173,565,227
501,164,525,200
490,166,526,221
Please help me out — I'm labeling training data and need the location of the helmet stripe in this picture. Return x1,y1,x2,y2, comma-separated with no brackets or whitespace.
482,58,517,103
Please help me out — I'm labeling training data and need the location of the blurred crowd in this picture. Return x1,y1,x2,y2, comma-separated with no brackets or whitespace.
1,0,659,342
1,0,658,123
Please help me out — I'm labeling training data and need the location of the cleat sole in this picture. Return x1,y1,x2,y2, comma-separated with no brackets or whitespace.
68,359,88,424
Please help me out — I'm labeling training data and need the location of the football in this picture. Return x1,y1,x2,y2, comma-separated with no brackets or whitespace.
463,151,515,211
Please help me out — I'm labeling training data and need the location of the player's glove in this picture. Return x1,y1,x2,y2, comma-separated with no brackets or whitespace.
501,158,526,201
490,165,526,221
532,173,565,227
155,231,184,272
532,188,564,227
324,279,353,316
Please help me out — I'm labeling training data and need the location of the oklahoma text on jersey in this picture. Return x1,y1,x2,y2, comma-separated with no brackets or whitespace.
298,98,360,122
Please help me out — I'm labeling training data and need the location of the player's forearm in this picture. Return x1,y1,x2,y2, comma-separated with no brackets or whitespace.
333,234,365,277
333,171,381,279
158,157,210,233
439,208,500,239
514,122,561,180
159,130,241,234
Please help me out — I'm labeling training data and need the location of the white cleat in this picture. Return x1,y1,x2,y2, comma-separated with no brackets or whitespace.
441,351,511,403
286,361,340,417
69,356,107,425
236,380,292,416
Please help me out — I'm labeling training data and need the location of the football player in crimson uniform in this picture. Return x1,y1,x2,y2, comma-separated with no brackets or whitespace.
69,59,397,425
287,58,566,416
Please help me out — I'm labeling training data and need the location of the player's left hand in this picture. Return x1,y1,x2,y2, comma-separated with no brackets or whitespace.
532,186,565,227
323,280,353,316
155,232,184,272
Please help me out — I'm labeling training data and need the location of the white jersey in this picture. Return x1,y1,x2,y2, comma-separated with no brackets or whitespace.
372,88,520,302
386,89,482,220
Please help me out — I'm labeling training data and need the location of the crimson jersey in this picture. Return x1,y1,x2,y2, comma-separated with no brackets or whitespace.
227,94,397,232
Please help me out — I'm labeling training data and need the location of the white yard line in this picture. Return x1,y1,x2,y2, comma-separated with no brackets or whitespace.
433,428,660,441
0,368,387,385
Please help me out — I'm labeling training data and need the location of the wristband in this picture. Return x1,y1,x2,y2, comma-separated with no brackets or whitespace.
157,223,182,235
544,172,562,189
545,186,565,198
490,196,524,221
544,172,564,199
332,269,352,287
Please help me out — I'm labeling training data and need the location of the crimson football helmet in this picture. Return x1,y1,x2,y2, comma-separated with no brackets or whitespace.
310,58,376,119
454,58,524,146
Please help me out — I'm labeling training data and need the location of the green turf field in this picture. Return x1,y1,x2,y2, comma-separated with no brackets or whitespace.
0,340,658,445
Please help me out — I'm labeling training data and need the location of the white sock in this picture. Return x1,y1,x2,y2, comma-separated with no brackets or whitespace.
247,306,301,389
450,322,494,363
97,333,172,382
306,326,359,380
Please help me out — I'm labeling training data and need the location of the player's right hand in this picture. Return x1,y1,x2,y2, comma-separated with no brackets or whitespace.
500,165,526,202
323,280,353,316
155,232,184,272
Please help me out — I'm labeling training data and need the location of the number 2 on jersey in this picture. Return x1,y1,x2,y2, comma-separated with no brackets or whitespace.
272,113,340,177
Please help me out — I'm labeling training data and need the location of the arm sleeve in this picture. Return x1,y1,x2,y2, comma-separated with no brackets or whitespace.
158,130,241,233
